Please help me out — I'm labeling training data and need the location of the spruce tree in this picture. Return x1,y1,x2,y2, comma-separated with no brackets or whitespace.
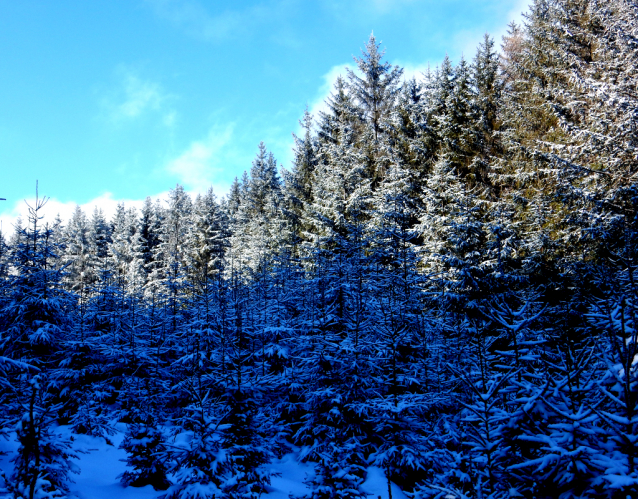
3,375,79,499
347,33,403,144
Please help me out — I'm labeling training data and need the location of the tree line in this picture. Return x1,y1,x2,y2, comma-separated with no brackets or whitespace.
1,1,637,498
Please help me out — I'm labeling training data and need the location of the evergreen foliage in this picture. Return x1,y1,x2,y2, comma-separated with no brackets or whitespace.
1,7,638,497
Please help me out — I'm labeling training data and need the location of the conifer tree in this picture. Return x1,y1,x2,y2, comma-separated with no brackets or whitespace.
62,206,91,293
2,375,79,499
471,34,502,190
229,144,284,274
317,76,361,149
587,253,638,496
347,33,403,144
138,196,162,280
367,161,429,488
187,187,228,285
120,411,171,491
2,189,72,366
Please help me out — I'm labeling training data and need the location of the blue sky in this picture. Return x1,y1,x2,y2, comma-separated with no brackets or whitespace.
0,0,529,228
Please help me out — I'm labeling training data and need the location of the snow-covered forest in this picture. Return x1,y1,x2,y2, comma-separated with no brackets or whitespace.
1,1,638,497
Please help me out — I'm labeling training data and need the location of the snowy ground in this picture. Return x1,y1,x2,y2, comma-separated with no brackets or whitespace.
0,425,408,499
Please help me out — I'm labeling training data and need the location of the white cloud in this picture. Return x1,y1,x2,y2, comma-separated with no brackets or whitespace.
117,76,162,118
163,110,177,128
0,191,166,237
320,0,432,25
399,62,433,82
149,0,242,42
306,63,355,129
0,183,238,237
102,67,173,123
165,124,235,193
322,0,419,17
507,0,531,25
390,1,533,76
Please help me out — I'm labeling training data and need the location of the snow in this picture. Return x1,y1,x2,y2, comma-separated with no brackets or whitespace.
67,425,158,499
266,452,313,499
361,467,409,499
0,424,157,499
0,426,405,499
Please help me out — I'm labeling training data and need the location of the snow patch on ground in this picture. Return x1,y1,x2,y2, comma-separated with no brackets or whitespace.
0,425,405,499
0,424,157,499
362,467,409,499
267,452,314,499
68,426,158,499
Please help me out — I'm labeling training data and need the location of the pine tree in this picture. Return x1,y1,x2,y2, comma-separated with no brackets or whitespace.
229,144,284,274
138,196,162,282
284,109,319,255
2,375,79,499
2,189,72,366
300,441,368,499
347,33,403,144
120,413,171,491
227,177,243,222
87,207,111,279
316,76,361,149
367,161,429,489
62,206,91,293
187,187,228,286
587,253,638,496
162,405,228,499
108,204,145,291
471,34,502,191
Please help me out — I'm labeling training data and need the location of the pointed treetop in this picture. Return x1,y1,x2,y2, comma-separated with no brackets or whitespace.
346,33,403,141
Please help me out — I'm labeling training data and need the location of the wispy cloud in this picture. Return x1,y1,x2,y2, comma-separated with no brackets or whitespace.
165,123,236,194
162,110,177,128
303,60,429,136
398,61,432,82
507,0,531,25
145,0,244,42
306,63,355,127
102,66,174,124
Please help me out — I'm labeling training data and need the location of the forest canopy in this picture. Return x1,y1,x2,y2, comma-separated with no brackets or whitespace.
1,1,638,498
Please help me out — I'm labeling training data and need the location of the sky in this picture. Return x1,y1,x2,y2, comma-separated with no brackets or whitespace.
0,0,530,231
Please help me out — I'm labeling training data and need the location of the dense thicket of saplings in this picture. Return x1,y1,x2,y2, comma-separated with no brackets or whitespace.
1,1,638,498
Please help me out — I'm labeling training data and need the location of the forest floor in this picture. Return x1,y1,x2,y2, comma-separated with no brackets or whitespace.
0,424,408,499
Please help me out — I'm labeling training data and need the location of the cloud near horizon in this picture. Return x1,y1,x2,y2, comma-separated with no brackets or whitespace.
0,178,235,236
305,0,532,132
305,58,433,134
305,63,355,131
165,124,235,194
0,192,160,237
